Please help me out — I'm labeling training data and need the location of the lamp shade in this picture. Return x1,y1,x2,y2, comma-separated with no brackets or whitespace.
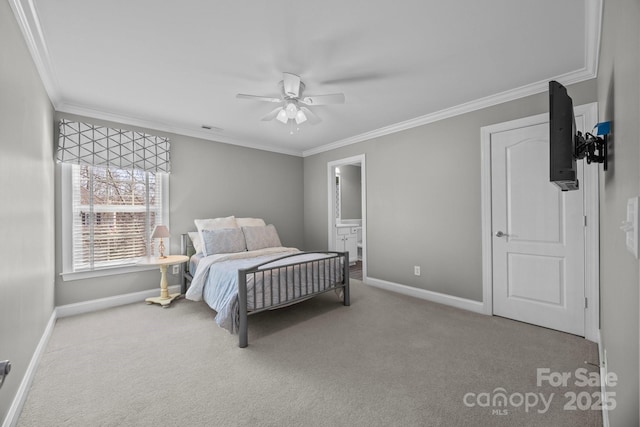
295,109,307,124
276,109,288,124
151,225,170,239
285,102,298,119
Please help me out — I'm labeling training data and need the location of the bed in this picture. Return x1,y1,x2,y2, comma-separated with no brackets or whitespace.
181,217,350,347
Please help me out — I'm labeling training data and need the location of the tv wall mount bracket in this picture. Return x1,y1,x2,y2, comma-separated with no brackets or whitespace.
575,121,610,171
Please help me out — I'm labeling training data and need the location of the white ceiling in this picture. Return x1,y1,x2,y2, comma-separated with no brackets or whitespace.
11,0,601,156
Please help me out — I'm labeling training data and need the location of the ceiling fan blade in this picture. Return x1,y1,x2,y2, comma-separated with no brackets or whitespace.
300,107,322,125
283,73,301,98
236,94,282,103
300,93,345,106
260,107,283,121
320,72,390,85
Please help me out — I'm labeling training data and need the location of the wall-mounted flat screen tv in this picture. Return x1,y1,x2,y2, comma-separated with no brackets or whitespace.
549,80,579,191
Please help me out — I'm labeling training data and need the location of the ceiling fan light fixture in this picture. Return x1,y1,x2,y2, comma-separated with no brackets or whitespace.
276,109,288,124
285,102,298,119
237,72,344,128
295,110,307,124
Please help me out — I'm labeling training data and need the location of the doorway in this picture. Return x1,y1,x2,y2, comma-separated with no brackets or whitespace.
480,104,600,341
328,155,366,281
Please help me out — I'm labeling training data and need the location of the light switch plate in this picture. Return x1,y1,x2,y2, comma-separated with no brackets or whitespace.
621,197,639,258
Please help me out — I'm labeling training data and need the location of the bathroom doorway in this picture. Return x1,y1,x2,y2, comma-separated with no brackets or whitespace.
327,155,366,282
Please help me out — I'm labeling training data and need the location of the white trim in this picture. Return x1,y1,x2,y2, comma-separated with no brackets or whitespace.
11,0,602,159
58,70,598,160
7,0,60,107
585,0,604,78
60,264,158,282
366,277,485,314
57,103,304,158
327,155,367,281
480,125,494,315
480,103,600,341
56,285,181,318
1,285,181,426
579,104,600,343
304,0,602,157
2,310,57,427
60,164,170,281
8,0,302,158
60,163,73,276
303,69,597,157
597,331,611,427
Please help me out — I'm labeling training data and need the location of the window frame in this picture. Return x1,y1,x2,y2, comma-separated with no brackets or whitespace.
60,163,169,281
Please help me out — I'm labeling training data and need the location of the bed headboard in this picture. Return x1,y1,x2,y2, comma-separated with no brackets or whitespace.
180,233,196,259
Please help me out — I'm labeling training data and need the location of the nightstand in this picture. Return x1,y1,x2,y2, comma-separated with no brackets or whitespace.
139,255,189,308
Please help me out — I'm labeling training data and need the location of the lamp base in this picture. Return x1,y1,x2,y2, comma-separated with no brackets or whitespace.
146,293,181,308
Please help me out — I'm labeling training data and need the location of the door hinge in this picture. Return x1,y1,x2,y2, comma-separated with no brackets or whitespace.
585,297,588,309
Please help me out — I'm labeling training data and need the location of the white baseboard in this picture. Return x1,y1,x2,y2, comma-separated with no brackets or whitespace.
56,285,181,318
365,277,485,314
2,285,182,427
2,310,57,427
597,330,611,427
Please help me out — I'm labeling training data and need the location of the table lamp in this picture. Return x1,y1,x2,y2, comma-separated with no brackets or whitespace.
151,225,170,258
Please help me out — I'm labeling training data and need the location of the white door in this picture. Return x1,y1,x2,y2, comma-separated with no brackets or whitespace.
491,122,585,336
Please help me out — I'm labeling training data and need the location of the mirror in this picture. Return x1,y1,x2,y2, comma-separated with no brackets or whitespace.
335,164,362,222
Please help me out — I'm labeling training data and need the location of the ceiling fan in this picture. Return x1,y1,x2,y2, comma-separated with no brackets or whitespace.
236,72,345,125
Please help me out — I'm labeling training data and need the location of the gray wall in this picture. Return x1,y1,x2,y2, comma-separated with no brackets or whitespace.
0,1,55,422
54,112,304,306
5,0,639,422
597,0,640,425
304,79,597,301
340,165,361,220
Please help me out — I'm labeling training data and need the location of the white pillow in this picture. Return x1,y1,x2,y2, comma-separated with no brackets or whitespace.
194,216,238,256
201,228,247,255
236,217,266,228
194,215,238,232
242,224,282,251
188,231,203,255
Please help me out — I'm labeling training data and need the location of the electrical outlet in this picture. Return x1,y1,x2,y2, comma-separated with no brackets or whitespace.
172,265,180,275
414,266,421,276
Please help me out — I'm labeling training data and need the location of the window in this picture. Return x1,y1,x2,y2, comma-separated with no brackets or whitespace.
62,163,168,279
57,119,171,279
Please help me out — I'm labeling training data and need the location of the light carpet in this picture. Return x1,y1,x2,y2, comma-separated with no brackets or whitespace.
18,280,601,426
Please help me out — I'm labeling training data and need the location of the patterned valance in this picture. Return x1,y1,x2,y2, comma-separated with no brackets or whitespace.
57,119,170,173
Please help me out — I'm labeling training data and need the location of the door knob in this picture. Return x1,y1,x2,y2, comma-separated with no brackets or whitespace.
495,231,509,237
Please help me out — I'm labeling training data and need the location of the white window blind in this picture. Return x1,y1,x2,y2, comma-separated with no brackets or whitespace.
70,164,165,271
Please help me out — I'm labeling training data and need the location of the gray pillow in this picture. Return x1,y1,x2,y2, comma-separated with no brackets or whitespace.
242,225,282,251
201,228,247,256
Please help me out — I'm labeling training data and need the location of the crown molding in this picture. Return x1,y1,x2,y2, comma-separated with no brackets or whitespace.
302,0,602,157
56,102,304,157
585,0,603,78
12,0,601,160
9,0,304,157
301,68,597,157
8,0,61,106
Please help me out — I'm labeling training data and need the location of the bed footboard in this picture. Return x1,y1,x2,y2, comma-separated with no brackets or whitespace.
237,251,350,348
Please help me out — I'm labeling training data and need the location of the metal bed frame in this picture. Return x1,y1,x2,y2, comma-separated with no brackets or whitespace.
180,234,350,347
